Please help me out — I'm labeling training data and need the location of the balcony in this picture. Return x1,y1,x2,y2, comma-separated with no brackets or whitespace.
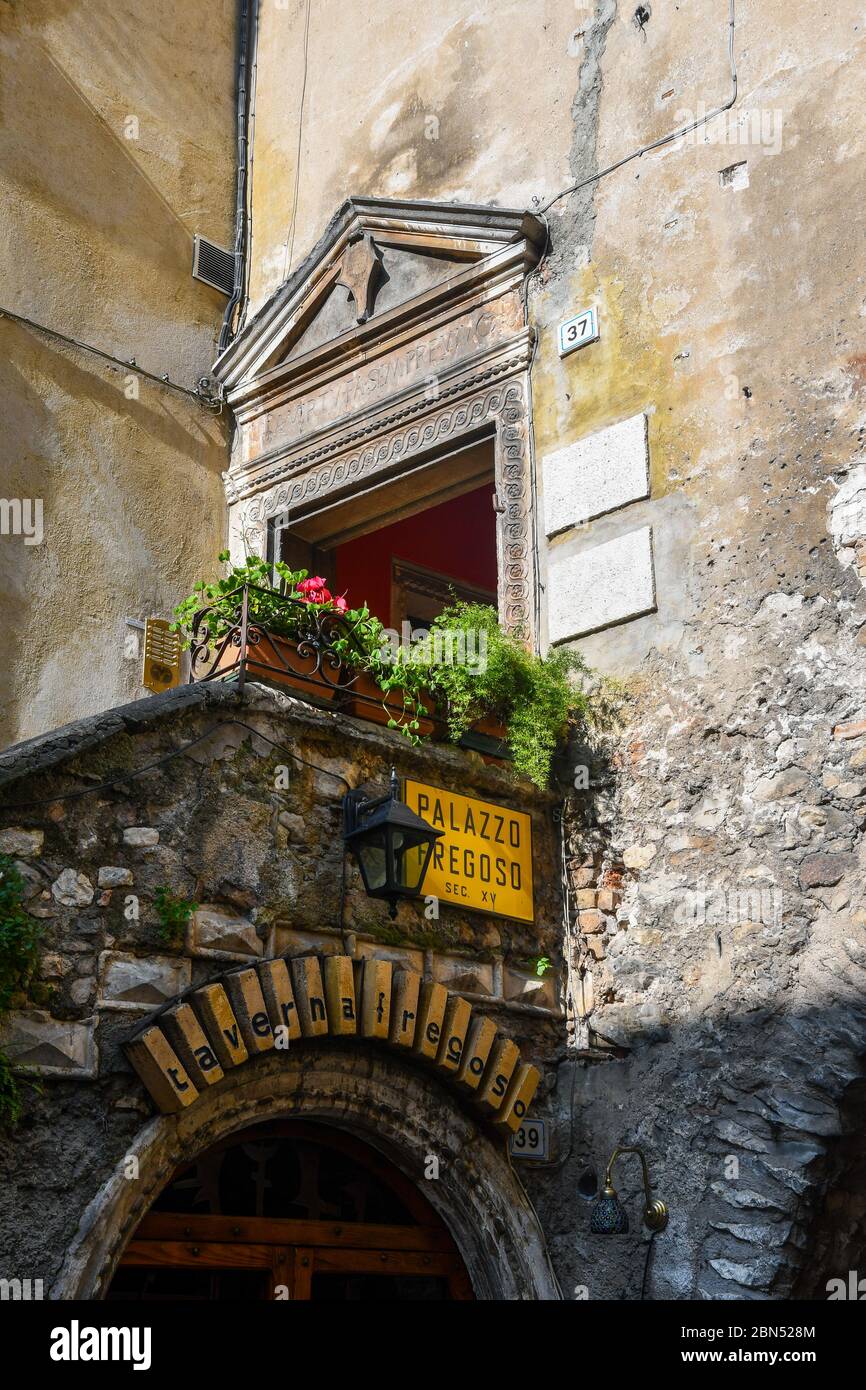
184,579,510,765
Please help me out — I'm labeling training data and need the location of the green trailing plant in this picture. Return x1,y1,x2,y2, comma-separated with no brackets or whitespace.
0,854,43,1128
423,602,594,787
154,889,198,948
174,557,623,787
534,956,552,977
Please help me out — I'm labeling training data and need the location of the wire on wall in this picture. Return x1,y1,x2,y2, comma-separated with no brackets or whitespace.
0,305,221,409
536,0,738,217
281,0,313,286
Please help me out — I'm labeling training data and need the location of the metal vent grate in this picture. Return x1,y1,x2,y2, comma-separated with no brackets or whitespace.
192,235,235,295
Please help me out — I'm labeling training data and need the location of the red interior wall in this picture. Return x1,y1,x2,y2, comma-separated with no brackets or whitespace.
334,483,497,624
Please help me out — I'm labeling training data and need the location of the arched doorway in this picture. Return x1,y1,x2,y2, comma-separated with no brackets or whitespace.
106,1119,473,1301
55,1047,559,1300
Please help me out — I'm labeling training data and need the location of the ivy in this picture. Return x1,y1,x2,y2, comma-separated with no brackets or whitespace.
0,854,43,1129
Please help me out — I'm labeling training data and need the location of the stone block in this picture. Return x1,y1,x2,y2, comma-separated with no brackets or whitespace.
70,977,96,1006
40,953,71,980
270,926,343,958
477,1036,520,1113
0,1009,97,1077
224,968,275,1052
456,1015,497,1091
161,1002,225,1089
0,828,44,857
323,956,357,1036
413,980,448,1059
493,1062,541,1133
799,853,853,889
51,869,95,907
542,412,649,536
435,996,472,1074
126,1026,198,1113
98,951,191,1011
289,956,329,1036
98,867,133,888
192,905,262,959
359,958,393,1039
503,967,557,1010
591,1002,669,1047
430,953,494,996
354,940,425,974
257,957,301,1041
622,843,658,869
547,526,656,643
190,983,249,1068
578,909,606,934
389,969,422,1048
122,827,159,847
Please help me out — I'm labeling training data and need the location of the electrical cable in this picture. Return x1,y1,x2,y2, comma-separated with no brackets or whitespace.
535,0,737,217
281,0,312,285
0,304,218,408
239,0,261,336
219,0,255,356
641,1229,657,1300
0,717,352,811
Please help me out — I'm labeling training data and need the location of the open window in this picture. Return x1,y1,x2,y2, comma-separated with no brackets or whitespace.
266,437,498,631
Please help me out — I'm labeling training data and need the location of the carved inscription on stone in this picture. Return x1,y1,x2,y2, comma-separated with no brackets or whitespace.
255,305,510,457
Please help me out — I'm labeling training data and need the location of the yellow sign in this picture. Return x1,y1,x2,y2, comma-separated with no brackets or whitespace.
142,617,181,693
402,779,534,922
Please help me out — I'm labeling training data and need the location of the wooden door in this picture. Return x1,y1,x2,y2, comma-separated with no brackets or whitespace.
107,1121,474,1301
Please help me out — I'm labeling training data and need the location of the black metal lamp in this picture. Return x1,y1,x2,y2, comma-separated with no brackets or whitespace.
590,1145,669,1234
343,768,443,918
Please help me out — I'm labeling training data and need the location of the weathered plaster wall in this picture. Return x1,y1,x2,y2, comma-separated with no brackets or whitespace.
246,0,585,310
528,0,866,1299
0,0,238,748
238,0,866,1299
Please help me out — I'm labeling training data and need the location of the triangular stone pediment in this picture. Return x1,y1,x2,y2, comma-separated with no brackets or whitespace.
279,244,473,366
214,196,545,397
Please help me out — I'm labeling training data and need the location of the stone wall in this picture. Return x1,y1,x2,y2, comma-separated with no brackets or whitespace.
0,682,564,1294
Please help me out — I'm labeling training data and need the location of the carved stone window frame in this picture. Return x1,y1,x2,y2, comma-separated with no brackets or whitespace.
215,198,545,644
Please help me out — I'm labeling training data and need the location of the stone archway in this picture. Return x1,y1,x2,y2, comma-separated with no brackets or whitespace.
53,1045,561,1300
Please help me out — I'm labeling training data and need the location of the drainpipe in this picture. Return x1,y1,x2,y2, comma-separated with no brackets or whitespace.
219,0,258,355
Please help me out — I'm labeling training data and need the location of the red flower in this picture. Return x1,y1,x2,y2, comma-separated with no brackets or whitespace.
333,595,348,613
296,576,332,604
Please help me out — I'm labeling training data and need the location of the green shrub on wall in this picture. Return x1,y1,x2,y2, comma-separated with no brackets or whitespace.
154,889,198,949
0,854,43,1128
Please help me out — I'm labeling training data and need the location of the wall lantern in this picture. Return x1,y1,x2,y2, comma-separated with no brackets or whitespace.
590,1145,669,1234
342,768,444,919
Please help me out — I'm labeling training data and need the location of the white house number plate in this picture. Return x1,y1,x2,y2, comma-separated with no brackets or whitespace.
557,306,599,357
509,1118,548,1160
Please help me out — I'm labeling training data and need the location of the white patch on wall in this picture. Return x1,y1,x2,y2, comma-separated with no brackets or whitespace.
830,463,866,581
719,161,749,190
548,526,656,642
542,412,649,537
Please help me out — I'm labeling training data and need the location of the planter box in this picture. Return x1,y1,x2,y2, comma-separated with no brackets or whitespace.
214,631,339,704
342,670,436,736
459,714,511,764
